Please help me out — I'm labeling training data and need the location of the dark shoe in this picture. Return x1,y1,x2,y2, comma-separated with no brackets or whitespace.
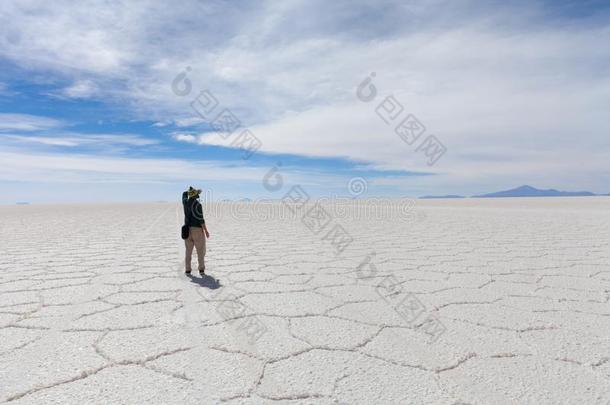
185,270,191,275
199,267,205,274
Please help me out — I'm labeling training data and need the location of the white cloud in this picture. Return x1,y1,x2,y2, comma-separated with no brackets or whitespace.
171,133,197,143
0,112,159,150
173,117,207,127
0,149,263,184
0,113,65,132
59,79,99,99
0,82,12,95
3,135,80,147
2,133,160,148
0,148,363,201
153,117,209,128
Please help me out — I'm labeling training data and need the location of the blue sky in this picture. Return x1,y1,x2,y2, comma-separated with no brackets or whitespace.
0,0,609,203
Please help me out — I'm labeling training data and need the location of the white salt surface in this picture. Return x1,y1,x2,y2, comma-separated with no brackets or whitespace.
0,198,609,404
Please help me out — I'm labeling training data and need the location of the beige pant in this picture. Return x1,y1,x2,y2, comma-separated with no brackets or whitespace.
185,227,206,272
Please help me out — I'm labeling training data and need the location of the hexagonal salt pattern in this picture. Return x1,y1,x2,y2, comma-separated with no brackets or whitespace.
1,198,609,404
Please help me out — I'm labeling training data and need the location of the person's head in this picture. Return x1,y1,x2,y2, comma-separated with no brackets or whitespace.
187,186,202,199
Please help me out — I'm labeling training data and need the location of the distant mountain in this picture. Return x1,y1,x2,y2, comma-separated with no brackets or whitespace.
474,185,596,198
419,185,605,199
420,195,465,199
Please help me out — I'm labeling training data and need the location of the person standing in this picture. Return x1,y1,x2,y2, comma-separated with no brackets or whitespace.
183,187,210,274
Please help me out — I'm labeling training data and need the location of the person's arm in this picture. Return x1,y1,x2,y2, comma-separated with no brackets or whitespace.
197,200,210,238
182,191,189,219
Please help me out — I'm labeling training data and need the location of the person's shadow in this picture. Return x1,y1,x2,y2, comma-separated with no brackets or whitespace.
186,273,222,289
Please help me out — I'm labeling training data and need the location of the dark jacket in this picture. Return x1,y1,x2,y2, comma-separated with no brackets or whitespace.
184,196,205,227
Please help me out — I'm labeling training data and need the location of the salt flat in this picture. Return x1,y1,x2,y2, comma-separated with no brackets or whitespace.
0,198,609,404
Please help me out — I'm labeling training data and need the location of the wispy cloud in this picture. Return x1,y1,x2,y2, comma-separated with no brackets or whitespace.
0,149,262,183
3,135,80,147
58,79,99,99
0,81,12,96
171,133,198,143
0,113,159,151
152,117,207,129
0,113,65,132
0,148,375,202
3,133,159,148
